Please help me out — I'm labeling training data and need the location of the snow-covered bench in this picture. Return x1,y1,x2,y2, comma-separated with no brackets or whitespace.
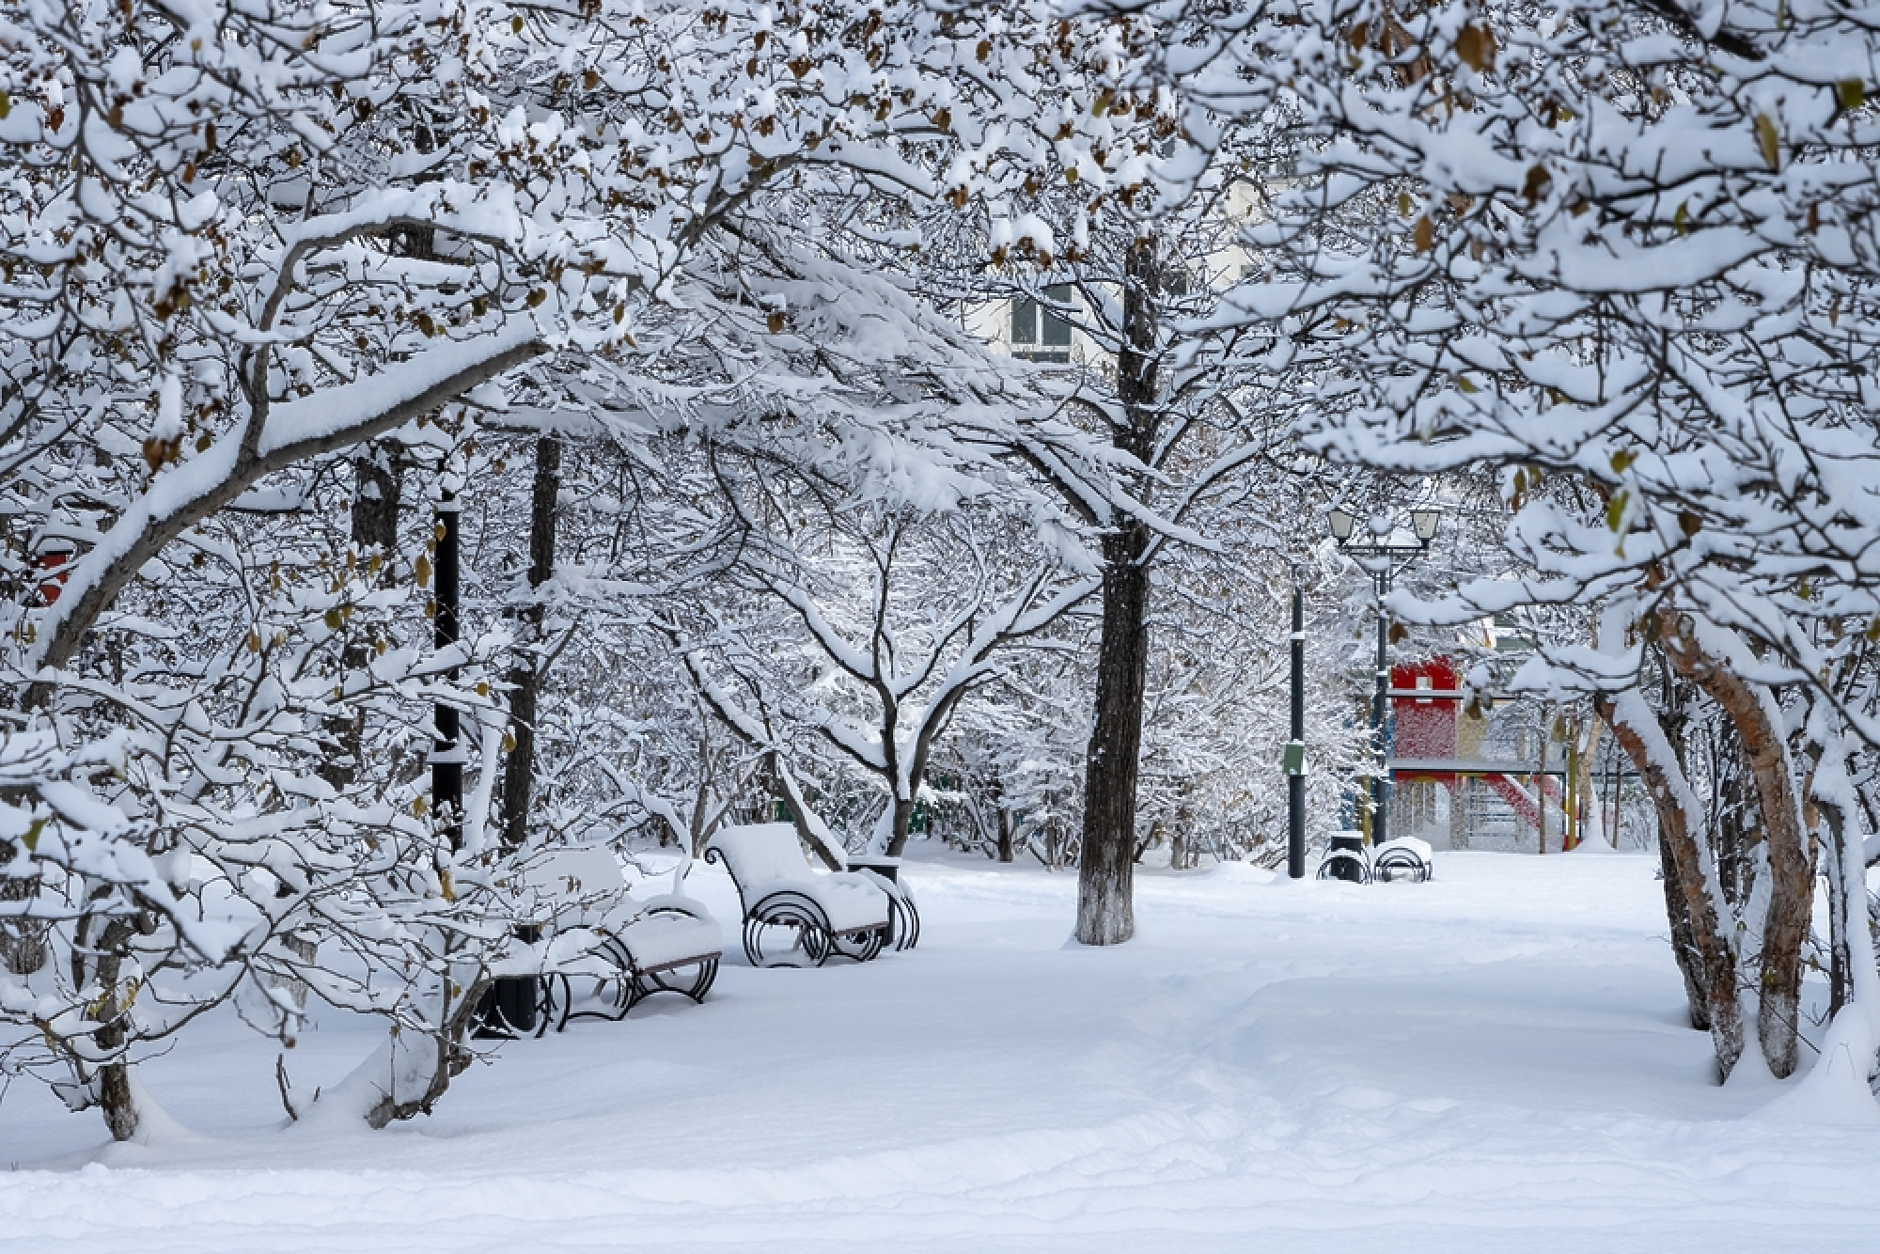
507,846,722,1031
1372,836,1434,883
1317,833,1434,885
704,823,893,967
1317,831,1371,883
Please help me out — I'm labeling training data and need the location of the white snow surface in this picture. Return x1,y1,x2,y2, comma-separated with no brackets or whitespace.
3,850,1878,1252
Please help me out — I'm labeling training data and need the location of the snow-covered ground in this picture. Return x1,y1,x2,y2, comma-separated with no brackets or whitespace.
4,848,1878,1253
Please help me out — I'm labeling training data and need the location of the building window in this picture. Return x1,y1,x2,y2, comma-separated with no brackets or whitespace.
1012,285,1073,363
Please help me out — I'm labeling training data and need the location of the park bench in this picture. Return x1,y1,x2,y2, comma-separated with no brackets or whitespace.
1373,836,1434,883
506,845,723,1032
1317,833,1433,884
704,823,908,967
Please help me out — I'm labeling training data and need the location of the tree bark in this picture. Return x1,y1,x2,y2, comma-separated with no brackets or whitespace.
1808,754,1855,1020
1572,711,1603,849
984,773,1017,862
1077,521,1152,944
1075,236,1162,947
1800,712,1863,1024
885,796,919,859
498,435,560,852
1657,612,1813,1078
69,915,142,1141
770,754,848,870
1657,821,1711,1031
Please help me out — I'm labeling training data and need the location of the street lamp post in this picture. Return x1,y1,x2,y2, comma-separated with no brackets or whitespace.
1286,583,1306,879
432,486,463,852
1327,506,1440,851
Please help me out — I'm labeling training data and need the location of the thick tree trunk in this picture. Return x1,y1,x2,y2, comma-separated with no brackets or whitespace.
98,1055,137,1142
1171,793,1198,870
885,796,918,859
1657,823,1711,1030
499,435,560,852
1598,690,1742,1072
1077,523,1153,945
1075,237,1162,947
1658,612,1813,1078
352,446,406,565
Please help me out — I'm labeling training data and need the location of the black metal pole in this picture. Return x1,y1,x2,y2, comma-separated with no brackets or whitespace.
1288,585,1306,879
1371,566,1390,850
432,488,463,852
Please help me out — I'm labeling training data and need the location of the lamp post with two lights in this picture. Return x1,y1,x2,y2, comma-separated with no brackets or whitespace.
1327,506,1441,852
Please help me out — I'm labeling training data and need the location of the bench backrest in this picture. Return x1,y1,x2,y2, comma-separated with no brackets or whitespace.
706,823,815,898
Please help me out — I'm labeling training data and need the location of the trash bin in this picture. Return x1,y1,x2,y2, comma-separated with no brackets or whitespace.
1321,830,1369,883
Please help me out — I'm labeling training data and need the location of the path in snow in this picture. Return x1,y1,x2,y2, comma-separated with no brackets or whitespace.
3,850,1878,1253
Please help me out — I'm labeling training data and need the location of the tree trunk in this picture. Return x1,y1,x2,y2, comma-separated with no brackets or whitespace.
1711,733,1756,912
1075,236,1162,947
1657,822,1711,1031
1572,710,1603,849
0,837,46,976
73,915,142,1141
363,972,491,1129
1077,523,1152,945
984,774,1016,862
498,435,560,852
319,445,405,792
885,795,918,858
1800,709,1868,1028
1658,612,1813,1078
306,445,405,974
1809,754,1855,1021
1598,689,1742,1072
97,1055,138,1143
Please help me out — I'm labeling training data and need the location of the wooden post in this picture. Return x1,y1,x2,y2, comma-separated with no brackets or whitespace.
1534,709,1547,855
1565,721,1580,851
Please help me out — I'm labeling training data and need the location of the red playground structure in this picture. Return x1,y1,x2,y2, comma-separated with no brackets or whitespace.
1388,657,1572,850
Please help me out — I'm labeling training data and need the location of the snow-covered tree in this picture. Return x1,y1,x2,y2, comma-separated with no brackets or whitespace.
0,0,1157,1140
914,154,1346,940
661,439,1095,858
1130,0,1880,1085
